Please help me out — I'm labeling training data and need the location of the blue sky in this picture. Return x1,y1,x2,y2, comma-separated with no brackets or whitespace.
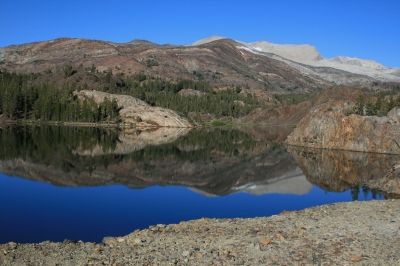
1,0,399,67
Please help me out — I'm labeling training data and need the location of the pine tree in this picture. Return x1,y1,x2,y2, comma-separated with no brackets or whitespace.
354,93,364,115
365,100,376,116
375,93,383,116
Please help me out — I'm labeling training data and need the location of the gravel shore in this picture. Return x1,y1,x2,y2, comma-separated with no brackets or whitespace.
1,200,399,265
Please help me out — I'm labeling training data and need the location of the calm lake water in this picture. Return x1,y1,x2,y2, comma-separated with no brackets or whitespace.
0,125,392,244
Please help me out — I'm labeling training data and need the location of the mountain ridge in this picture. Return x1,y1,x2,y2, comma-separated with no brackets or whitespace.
1,36,399,90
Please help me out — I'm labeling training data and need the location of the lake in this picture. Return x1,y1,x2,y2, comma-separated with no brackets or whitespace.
0,125,393,244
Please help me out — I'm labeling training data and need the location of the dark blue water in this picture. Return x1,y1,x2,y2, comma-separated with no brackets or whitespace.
0,126,391,244
0,174,382,244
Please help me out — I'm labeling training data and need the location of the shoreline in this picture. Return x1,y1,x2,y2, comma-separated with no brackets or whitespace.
1,200,399,265
4,118,267,129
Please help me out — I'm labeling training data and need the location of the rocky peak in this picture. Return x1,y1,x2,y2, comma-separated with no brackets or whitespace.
190,36,226,46
328,56,387,70
247,41,323,63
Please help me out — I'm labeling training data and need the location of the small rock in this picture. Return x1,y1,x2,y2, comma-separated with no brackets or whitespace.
261,238,271,245
182,250,190,257
350,257,362,262
63,239,77,244
134,238,141,244
194,252,204,259
102,237,115,245
117,237,125,243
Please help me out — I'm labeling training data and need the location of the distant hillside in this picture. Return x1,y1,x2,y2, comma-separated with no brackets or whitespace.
194,37,400,84
2,36,399,96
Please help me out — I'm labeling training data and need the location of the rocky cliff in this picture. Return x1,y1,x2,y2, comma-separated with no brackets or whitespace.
75,90,192,128
286,102,400,154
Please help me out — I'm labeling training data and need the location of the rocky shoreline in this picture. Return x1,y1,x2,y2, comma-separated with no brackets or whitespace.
1,200,399,265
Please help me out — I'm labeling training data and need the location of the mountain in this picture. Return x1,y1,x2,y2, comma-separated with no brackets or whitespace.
194,37,400,84
1,36,399,95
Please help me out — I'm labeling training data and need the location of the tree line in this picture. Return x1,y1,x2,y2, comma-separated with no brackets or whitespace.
0,71,119,122
353,92,400,116
0,68,266,122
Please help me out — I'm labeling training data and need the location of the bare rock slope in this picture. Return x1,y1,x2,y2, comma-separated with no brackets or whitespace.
286,102,400,154
75,90,192,128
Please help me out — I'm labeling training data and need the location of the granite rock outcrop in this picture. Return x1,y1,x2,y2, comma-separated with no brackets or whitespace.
74,90,192,128
286,102,400,154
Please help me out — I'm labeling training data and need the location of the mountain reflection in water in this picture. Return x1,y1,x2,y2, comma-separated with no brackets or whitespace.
0,125,304,196
0,125,396,198
0,125,393,243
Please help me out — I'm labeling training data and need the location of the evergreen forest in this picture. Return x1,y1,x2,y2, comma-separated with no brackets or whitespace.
0,68,266,123
1,67,400,124
353,91,400,116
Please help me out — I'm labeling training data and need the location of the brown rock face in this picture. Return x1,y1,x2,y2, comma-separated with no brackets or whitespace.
75,90,192,128
286,102,400,154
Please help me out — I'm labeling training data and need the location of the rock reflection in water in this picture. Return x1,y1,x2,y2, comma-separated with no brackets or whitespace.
288,146,400,198
74,127,191,156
